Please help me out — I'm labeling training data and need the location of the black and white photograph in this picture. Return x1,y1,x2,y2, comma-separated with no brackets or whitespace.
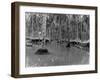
11,2,97,78
25,12,90,67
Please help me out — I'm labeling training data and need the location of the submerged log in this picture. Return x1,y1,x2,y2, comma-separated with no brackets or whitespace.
35,48,49,55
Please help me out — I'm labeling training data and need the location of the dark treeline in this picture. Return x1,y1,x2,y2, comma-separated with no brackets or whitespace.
25,12,90,43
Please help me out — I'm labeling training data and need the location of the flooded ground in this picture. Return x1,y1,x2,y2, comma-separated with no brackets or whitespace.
25,41,89,67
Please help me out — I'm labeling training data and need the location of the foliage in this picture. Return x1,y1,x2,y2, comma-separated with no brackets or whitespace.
25,12,90,42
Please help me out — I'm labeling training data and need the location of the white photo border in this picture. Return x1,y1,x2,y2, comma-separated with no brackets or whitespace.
19,5,96,75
